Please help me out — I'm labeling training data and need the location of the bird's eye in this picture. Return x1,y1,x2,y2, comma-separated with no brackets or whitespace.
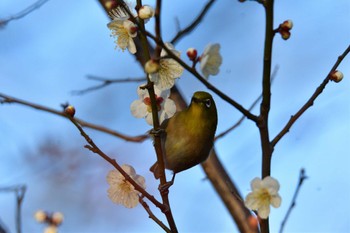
204,99,211,108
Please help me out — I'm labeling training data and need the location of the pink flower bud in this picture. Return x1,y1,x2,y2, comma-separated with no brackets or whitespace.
186,48,198,61
330,70,344,83
280,20,293,31
64,105,76,117
105,0,117,10
280,30,291,40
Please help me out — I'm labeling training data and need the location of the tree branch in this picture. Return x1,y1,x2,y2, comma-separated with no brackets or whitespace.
72,75,146,95
139,197,171,233
0,93,148,142
271,44,350,147
279,169,308,233
0,0,50,28
171,0,216,44
67,115,166,211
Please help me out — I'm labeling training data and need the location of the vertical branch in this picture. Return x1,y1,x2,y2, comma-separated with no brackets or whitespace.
259,0,275,233
134,0,178,231
15,186,26,233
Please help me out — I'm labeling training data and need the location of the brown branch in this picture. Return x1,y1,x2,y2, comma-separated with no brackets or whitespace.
144,37,258,122
171,0,216,44
139,197,171,233
271,44,350,147
279,168,307,233
0,93,148,142
0,0,50,28
72,75,146,95
67,115,166,211
259,1,275,232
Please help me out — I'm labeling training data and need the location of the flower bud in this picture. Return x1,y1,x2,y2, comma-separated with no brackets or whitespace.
105,0,117,10
138,5,155,20
329,70,344,83
52,212,64,225
186,48,198,61
280,30,291,40
64,105,76,117
280,20,293,31
34,210,47,223
144,59,160,74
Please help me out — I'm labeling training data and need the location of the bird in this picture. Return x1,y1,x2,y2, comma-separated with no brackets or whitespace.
150,91,218,184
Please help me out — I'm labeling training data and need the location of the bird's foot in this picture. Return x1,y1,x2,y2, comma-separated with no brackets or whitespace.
158,173,176,195
149,128,165,138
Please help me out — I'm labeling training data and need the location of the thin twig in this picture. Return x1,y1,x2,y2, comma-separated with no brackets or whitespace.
0,93,148,142
279,169,308,233
271,44,350,147
67,115,167,212
171,0,216,44
72,76,146,95
139,197,171,233
0,185,26,233
143,37,258,122
0,0,50,28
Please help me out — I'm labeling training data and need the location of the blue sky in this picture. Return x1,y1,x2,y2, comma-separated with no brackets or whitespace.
1,0,350,232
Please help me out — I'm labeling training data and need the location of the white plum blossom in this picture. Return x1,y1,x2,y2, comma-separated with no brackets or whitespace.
244,176,282,219
130,84,176,125
108,18,138,54
44,225,58,233
107,164,146,208
149,43,184,90
199,43,222,79
34,210,47,223
107,3,138,54
51,212,64,225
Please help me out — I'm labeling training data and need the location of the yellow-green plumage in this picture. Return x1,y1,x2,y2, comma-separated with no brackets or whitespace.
151,91,217,178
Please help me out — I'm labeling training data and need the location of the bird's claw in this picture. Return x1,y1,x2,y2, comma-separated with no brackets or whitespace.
149,128,165,137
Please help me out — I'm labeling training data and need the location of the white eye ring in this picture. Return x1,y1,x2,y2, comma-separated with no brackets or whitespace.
204,99,211,108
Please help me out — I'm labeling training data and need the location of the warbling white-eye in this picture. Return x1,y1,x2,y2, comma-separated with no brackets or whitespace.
151,91,218,182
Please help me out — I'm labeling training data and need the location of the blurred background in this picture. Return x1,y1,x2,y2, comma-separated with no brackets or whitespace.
0,0,349,232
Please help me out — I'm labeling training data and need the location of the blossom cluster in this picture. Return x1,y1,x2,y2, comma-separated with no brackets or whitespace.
105,1,223,208
106,2,223,126
34,210,64,233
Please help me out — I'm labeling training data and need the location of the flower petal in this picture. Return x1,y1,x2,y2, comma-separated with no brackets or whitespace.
130,100,147,118
250,177,263,191
263,176,280,194
257,204,271,219
270,194,282,208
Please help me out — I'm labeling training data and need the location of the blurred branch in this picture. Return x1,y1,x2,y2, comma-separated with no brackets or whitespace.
279,169,308,233
66,115,167,212
0,93,148,142
0,0,49,28
72,75,146,95
0,185,26,233
139,197,171,233
271,44,350,147
215,65,279,141
171,86,258,233
171,0,216,44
